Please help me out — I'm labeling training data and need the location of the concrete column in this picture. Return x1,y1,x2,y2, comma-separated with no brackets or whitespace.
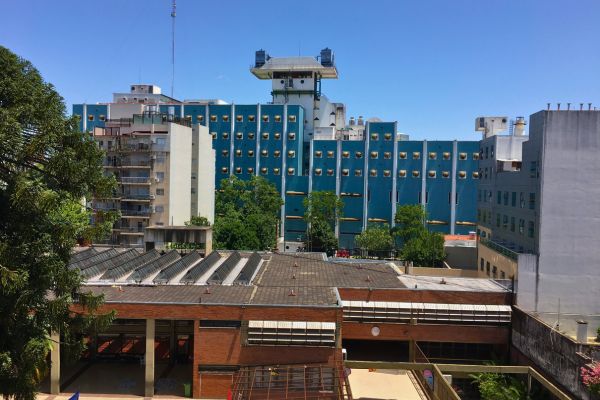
145,319,155,397
192,320,201,399
170,320,177,365
50,331,60,395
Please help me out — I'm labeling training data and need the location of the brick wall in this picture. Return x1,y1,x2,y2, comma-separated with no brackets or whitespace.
338,288,512,305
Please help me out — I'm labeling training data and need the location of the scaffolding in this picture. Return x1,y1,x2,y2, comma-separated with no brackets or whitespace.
231,363,352,400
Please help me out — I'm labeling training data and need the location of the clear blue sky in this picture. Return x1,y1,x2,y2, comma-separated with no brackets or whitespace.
2,0,599,140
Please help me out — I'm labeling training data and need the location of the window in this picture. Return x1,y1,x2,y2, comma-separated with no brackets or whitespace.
384,133,392,140
485,147,489,159
222,132,229,139
289,115,297,122
458,171,466,179
314,168,322,176
221,167,228,174
287,150,295,158
369,169,377,177
156,188,165,196
443,152,451,160
412,170,420,178
185,115,192,121
520,192,525,208
440,171,449,179
529,193,536,209
355,151,363,159
247,150,254,157
273,150,281,158
236,132,243,139
99,115,106,121
248,115,256,122
155,205,164,213
315,151,322,158
222,115,229,122
275,115,281,122
156,172,165,181
502,215,508,229
327,150,335,158
480,258,484,271
383,170,391,177
519,219,525,234
235,167,242,174
262,132,269,139
486,261,490,275
399,170,407,178
472,171,479,179
413,152,420,160
473,152,480,160
503,191,509,206
384,152,391,159
235,149,242,157
261,149,268,157
428,170,436,178
287,167,294,175
510,217,515,232
260,167,268,175
342,169,349,176
510,192,516,207
370,133,379,141
288,132,296,140
496,214,501,227
501,271,506,279
88,114,94,121
236,115,243,122
274,132,281,139
273,168,280,175
490,145,495,158
210,115,217,122
528,221,535,238
262,115,269,122
221,149,229,157
492,266,497,279
342,151,350,158
459,152,467,160
428,152,436,160
355,169,362,177
327,169,334,176
198,115,204,122
248,132,255,139
529,161,538,178
399,151,407,159
497,191,502,205
370,151,378,159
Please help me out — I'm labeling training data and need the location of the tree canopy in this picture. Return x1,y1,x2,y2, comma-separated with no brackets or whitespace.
393,204,427,243
213,175,282,250
303,191,342,253
393,204,445,266
355,224,395,257
0,46,116,399
185,215,211,227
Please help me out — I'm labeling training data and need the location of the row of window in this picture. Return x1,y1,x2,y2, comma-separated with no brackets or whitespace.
480,259,506,279
480,145,495,160
312,151,479,160
86,114,106,121
221,149,296,158
213,132,296,140
208,114,297,123
477,210,535,238
479,190,536,210
316,169,478,179
221,166,295,176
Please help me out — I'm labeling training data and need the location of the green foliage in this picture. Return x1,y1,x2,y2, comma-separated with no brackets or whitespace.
185,215,211,227
0,46,116,399
597,326,600,342
355,224,395,257
400,230,446,267
305,219,338,256
303,191,344,227
213,175,282,250
393,204,427,243
471,371,528,400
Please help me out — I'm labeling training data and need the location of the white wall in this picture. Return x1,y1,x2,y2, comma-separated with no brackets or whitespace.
166,123,192,225
192,124,215,223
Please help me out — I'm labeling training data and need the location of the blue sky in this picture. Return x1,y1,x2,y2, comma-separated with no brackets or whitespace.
2,0,599,140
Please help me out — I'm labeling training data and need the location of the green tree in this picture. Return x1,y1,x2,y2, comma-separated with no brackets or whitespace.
393,204,427,243
355,224,395,258
471,371,528,400
213,175,282,250
303,191,343,253
401,230,446,267
0,47,116,399
185,215,211,227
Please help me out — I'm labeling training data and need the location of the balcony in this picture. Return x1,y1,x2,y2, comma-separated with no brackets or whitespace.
118,177,151,185
121,194,155,202
104,160,152,169
120,209,151,218
117,227,146,235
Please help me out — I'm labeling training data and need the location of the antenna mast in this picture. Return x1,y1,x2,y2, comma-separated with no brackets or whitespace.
171,0,176,98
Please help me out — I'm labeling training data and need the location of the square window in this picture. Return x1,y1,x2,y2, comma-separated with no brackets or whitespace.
198,115,204,122
315,151,323,158
221,150,229,157
428,152,436,160
442,171,450,178
236,115,243,122
273,150,281,158
399,152,407,159
261,150,268,157
370,151,378,159
327,150,335,158
473,152,480,160
235,167,242,174
221,167,228,174
369,169,377,177
273,168,280,175
248,132,255,139
222,132,229,139
384,133,392,141
287,150,295,158
236,132,243,139
355,151,363,159
458,171,466,179
262,115,269,122
235,149,242,157
342,151,350,158
383,170,391,177
274,132,281,139
472,171,479,179
223,115,229,122
156,188,164,196
289,115,297,122
287,167,294,175
211,132,217,140
443,152,451,160
185,115,192,120
383,152,391,159
99,115,106,121
355,169,362,177
260,167,268,175
327,169,334,176
398,170,407,178
247,150,254,157
262,132,269,139
210,115,217,122
314,168,322,176
275,115,282,122
248,115,256,122
413,152,420,160
370,133,379,141
288,132,296,140
247,167,254,174
412,170,420,178
459,152,467,160
428,170,436,178
341,169,349,176
88,114,94,121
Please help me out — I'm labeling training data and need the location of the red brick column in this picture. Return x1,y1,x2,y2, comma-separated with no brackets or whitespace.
192,319,200,399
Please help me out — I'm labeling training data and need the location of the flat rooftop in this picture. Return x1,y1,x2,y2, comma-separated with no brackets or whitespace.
71,248,509,307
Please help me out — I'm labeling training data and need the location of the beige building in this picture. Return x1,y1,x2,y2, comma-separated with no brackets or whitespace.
92,112,214,247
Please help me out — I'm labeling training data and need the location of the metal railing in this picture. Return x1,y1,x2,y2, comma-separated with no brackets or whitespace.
121,194,155,200
120,209,151,217
479,238,519,261
118,177,151,184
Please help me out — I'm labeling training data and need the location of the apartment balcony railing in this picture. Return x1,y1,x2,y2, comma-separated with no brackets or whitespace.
104,160,152,168
120,209,151,217
479,238,519,261
115,227,146,234
121,194,155,201
118,177,151,184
